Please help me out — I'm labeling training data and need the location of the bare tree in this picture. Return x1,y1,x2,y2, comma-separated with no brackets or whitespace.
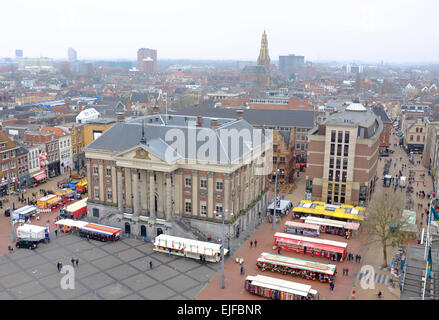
361,191,410,267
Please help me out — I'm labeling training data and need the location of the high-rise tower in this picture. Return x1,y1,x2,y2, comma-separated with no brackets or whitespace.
257,30,270,71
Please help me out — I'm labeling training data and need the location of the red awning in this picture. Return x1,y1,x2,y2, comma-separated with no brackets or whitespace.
33,173,47,181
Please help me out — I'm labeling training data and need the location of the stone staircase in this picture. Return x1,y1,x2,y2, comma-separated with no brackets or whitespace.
171,215,209,242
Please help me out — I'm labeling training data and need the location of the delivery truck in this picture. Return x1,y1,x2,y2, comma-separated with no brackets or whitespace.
16,224,47,243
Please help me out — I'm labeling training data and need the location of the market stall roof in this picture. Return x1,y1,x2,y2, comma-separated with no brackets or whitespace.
55,219,88,228
81,223,121,236
65,198,88,213
284,221,320,231
302,216,346,229
154,234,228,255
13,205,37,217
268,200,292,211
258,252,336,275
246,275,313,297
39,194,59,202
274,232,347,254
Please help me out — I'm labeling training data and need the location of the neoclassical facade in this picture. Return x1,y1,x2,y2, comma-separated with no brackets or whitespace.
85,114,271,241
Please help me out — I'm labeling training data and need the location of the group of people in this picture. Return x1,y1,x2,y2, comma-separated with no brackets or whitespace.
347,252,361,263
56,258,79,272
249,239,258,248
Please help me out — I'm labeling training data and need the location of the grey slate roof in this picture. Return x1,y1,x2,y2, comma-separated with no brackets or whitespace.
169,106,315,128
86,114,270,165
372,107,392,123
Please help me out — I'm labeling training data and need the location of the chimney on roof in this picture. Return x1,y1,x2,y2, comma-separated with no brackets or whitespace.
236,110,244,120
210,118,218,130
197,116,203,127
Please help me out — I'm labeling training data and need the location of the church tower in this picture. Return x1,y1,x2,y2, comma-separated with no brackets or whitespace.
257,30,270,71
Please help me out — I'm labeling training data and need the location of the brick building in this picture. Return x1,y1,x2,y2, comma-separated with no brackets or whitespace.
24,131,60,178
306,102,383,206
0,131,19,195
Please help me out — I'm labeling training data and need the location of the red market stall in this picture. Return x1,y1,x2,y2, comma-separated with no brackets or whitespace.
273,232,348,262
79,222,121,241
63,198,87,219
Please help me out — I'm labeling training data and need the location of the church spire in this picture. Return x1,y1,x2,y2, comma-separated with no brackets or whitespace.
257,30,270,71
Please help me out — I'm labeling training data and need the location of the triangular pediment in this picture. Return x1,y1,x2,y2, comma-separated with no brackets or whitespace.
115,144,162,162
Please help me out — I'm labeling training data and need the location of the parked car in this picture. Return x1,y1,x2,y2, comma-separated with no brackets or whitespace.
16,240,38,249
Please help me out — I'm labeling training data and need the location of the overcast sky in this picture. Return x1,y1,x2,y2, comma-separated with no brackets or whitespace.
2,0,438,63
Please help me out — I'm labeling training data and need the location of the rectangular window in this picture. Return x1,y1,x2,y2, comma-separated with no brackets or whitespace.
106,166,111,177
344,145,349,157
337,144,342,156
93,208,99,217
106,188,112,201
328,183,333,194
329,157,334,168
200,201,207,216
338,131,343,143
93,164,98,175
343,159,348,170
200,176,207,189
216,179,223,191
185,199,192,213
336,158,341,169
185,175,191,187
279,157,285,164
345,131,350,143
273,156,277,164
94,186,99,200
273,144,278,152
330,144,335,156
335,170,340,181
215,203,223,217
331,130,336,143
329,169,333,181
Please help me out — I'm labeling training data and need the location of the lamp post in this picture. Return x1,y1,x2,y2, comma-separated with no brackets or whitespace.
9,179,15,243
220,209,232,289
272,169,279,230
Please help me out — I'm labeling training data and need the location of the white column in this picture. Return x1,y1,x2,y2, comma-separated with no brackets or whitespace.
98,160,104,201
140,169,147,210
117,167,123,213
166,172,172,221
149,171,155,218
125,168,132,209
111,165,117,205
132,169,139,216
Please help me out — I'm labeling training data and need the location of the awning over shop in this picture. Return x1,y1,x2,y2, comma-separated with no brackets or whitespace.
33,172,47,181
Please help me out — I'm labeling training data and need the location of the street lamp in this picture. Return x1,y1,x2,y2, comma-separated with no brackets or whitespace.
219,209,233,289
9,179,15,243
272,169,279,230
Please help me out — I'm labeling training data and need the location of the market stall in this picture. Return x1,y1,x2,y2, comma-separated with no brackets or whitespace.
79,222,121,241
273,232,348,262
61,198,87,219
32,171,47,186
256,252,336,282
284,221,320,236
301,216,360,237
37,194,61,212
293,200,365,222
245,275,320,300
75,179,88,194
12,205,37,221
56,188,76,203
55,218,88,233
153,234,228,262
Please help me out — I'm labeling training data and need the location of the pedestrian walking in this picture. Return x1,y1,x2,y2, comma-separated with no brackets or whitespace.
346,267,349,276
240,264,244,275
342,268,346,276
250,240,253,248
352,290,356,300
75,259,79,267
71,258,75,266
254,239,257,247
57,262,61,272
330,281,334,291
55,229,58,237
278,247,281,254
352,253,356,261
358,255,361,263
149,261,153,269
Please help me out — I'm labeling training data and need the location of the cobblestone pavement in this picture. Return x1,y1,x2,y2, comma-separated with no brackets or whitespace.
0,232,220,300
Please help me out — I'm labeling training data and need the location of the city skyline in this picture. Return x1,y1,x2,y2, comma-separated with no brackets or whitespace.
2,0,439,63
